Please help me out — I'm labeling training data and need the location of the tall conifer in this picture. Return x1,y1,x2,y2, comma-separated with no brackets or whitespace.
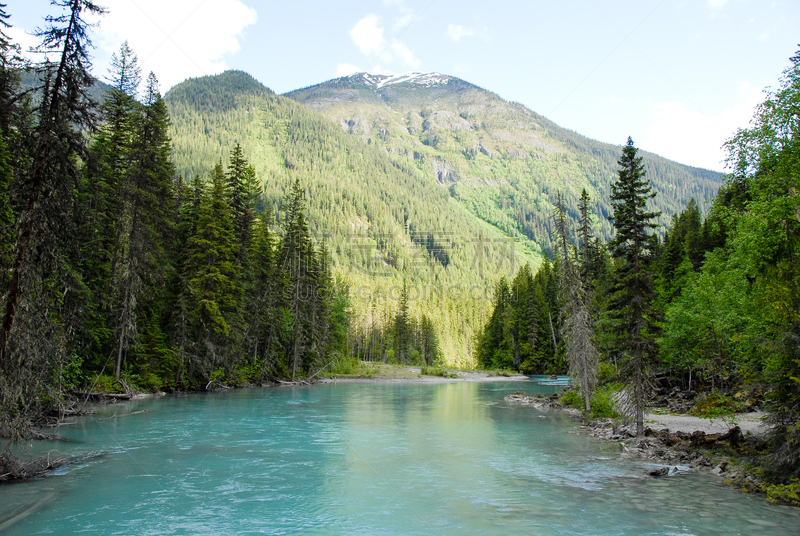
607,137,661,435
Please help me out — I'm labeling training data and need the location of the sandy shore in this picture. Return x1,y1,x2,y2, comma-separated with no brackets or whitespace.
319,365,533,384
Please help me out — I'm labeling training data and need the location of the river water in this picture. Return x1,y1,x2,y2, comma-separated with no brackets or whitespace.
1,378,798,535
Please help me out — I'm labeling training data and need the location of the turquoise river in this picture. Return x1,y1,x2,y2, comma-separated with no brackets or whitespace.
1,378,798,535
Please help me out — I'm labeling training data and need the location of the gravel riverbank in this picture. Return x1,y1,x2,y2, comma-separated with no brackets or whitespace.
504,392,768,487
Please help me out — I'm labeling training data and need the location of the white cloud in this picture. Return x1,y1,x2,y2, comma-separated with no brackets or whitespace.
639,82,763,171
350,15,385,56
349,14,420,69
5,27,40,61
708,0,729,9
446,23,491,43
394,14,415,31
389,41,421,68
337,63,362,77
88,0,257,91
447,24,476,42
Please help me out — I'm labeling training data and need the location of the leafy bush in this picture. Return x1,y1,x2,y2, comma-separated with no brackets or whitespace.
91,374,123,393
487,368,517,377
690,392,744,423
764,479,800,506
327,357,376,377
560,389,582,409
598,362,618,382
559,383,621,419
420,366,457,378
590,383,622,419
129,370,162,392
229,362,260,387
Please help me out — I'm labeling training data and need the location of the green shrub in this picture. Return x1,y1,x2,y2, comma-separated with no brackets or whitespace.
91,374,123,393
559,383,621,419
765,479,800,506
560,388,582,409
229,361,259,387
590,383,622,419
421,366,457,378
690,392,744,423
598,362,618,382
329,356,361,375
487,368,516,377
327,357,376,377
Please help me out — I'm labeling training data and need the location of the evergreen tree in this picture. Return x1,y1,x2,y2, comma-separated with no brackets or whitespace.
419,313,440,365
607,137,661,436
577,189,598,285
171,174,205,387
280,179,314,380
111,73,175,379
0,0,105,443
184,163,239,381
247,211,278,378
0,4,18,282
477,277,512,369
394,281,411,364
226,142,259,264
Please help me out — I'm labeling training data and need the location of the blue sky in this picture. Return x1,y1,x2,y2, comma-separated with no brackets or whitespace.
7,0,800,171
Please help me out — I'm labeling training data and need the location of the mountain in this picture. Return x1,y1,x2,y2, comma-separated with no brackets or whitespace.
285,72,723,251
164,70,723,366
165,71,525,366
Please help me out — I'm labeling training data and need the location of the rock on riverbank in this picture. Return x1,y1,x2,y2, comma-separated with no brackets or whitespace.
504,392,767,486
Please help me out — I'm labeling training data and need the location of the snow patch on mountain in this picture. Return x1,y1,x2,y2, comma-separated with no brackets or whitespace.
359,72,451,88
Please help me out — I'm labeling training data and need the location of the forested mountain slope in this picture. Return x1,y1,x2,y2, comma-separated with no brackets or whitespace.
165,70,721,365
165,71,528,365
286,72,723,251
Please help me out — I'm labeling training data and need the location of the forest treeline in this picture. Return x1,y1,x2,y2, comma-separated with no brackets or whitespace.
477,49,800,496
0,3,355,450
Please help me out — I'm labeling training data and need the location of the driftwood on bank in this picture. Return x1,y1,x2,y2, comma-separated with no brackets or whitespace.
98,409,149,421
276,379,313,386
0,450,100,483
72,391,132,400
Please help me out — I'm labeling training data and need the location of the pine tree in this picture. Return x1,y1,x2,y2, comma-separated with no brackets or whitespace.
419,314,440,365
0,0,105,444
394,281,411,364
0,4,18,281
171,174,205,387
248,211,278,379
226,143,260,264
577,189,596,285
477,277,512,369
607,137,661,436
111,73,175,380
280,179,314,380
1,0,105,360
184,163,239,381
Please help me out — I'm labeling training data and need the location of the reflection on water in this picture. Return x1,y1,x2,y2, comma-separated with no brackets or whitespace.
0,379,798,535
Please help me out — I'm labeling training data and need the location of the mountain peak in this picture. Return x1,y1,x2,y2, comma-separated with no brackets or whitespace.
355,72,454,89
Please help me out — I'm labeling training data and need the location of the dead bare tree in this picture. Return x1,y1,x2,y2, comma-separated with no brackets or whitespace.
553,193,598,412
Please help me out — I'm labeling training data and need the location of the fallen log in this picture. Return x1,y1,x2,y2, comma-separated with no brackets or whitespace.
98,410,148,421
72,391,131,400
